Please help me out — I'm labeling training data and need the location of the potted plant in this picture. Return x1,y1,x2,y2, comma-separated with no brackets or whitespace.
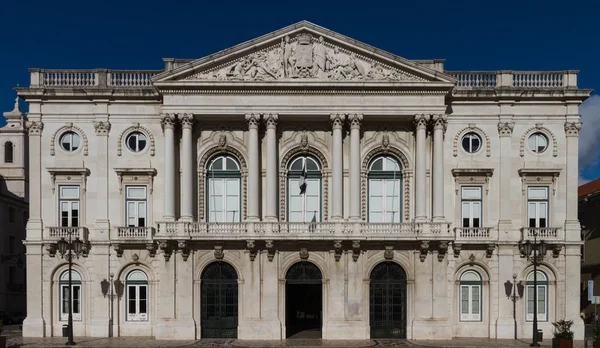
0,319,6,348
593,318,600,348
552,319,574,348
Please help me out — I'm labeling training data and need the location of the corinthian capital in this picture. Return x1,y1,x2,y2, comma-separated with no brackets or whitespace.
414,114,428,130
263,113,278,129
330,113,345,129
26,120,44,135
245,113,260,129
348,113,363,129
497,122,515,137
564,121,582,137
179,113,194,129
160,113,177,130
93,121,111,136
431,114,447,131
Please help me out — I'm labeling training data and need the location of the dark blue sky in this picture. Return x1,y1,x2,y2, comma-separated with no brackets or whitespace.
1,0,598,181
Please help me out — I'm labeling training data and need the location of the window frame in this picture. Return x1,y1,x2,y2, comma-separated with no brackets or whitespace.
527,186,549,228
206,155,242,223
367,156,402,223
59,131,81,152
525,271,548,322
459,270,482,322
125,186,147,227
59,270,82,321
286,156,322,222
58,185,80,227
4,141,13,163
461,132,482,154
528,132,549,154
125,270,149,322
125,132,147,153
461,186,482,228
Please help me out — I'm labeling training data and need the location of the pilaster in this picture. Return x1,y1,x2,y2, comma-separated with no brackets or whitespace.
564,121,582,238
348,113,362,221
414,114,428,222
25,120,44,238
264,113,279,222
497,120,515,233
431,114,446,222
330,113,345,221
92,120,111,236
179,113,194,222
246,113,261,221
161,113,177,221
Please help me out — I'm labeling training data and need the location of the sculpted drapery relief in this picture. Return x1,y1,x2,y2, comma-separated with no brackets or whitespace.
188,33,425,82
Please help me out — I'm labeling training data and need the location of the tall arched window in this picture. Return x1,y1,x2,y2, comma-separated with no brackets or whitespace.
368,156,402,222
207,155,241,222
4,141,13,163
126,270,149,321
526,271,548,321
287,156,322,222
459,270,482,321
59,270,82,321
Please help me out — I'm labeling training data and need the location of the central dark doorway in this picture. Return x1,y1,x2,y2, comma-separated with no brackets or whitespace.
201,262,238,338
285,261,323,339
369,262,407,338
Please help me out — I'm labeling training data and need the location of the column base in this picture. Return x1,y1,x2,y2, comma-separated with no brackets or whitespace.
348,216,362,222
178,216,194,223
22,316,46,337
411,318,452,340
263,216,278,223
162,216,176,222
155,319,196,340
432,216,446,223
414,217,428,223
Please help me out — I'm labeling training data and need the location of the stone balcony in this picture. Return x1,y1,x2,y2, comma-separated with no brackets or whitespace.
520,227,563,242
446,70,578,89
112,226,156,242
46,226,89,241
454,227,497,243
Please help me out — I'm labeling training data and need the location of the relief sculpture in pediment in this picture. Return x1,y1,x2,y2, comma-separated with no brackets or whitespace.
189,33,425,82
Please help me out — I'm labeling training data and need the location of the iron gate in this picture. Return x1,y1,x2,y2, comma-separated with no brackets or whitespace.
369,262,407,338
201,262,238,338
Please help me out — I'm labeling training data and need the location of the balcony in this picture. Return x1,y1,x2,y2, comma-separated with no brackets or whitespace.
47,226,89,241
454,227,498,242
29,69,161,88
113,226,155,242
520,227,563,242
446,70,578,89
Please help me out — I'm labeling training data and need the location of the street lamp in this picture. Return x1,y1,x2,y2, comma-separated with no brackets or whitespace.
520,231,548,347
57,235,84,346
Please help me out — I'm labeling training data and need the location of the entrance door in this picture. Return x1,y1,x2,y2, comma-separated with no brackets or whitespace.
201,262,238,338
285,262,322,339
370,262,407,338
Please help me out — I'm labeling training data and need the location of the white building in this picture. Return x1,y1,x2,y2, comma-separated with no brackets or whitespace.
15,21,591,341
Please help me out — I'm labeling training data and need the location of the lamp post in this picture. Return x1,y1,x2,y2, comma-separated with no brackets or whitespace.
507,273,523,339
521,230,548,347
57,234,84,346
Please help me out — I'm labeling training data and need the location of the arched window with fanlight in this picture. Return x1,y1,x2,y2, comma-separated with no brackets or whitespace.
207,155,241,222
287,156,322,222
4,141,13,163
126,270,149,321
459,270,482,321
368,156,402,222
59,270,82,321
526,271,548,322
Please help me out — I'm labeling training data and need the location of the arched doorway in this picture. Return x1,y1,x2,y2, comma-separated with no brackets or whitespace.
286,261,322,339
201,262,238,338
369,262,407,338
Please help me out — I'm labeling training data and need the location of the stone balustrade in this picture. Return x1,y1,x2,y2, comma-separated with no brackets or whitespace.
447,70,578,89
520,227,563,241
114,226,155,240
29,69,161,88
454,227,497,241
47,226,89,241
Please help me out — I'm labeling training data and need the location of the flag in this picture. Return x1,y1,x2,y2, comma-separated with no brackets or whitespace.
309,211,317,232
299,164,308,195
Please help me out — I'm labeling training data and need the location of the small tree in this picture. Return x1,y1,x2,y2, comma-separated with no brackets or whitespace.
552,319,574,340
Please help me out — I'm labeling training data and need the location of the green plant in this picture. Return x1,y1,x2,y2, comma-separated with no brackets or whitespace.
552,319,574,340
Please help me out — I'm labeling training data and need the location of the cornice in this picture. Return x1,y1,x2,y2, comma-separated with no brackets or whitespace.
154,87,451,96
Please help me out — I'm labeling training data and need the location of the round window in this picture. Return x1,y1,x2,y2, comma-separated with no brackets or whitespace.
461,132,481,153
126,132,147,152
60,132,80,152
528,133,548,153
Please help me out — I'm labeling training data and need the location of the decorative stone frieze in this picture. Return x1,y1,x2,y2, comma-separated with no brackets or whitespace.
44,243,57,257
160,113,177,130
245,113,260,129
113,243,124,257
438,241,448,262
179,113,194,129
178,240,189,261
159,241,172,261
330,113,345,129
348,113,363,129
146,242,157,257
486,244,495,258
25,120,44,136
553,245,562,258
93,121,111,136
264,113,278,129
266,240,275,262
497,121,515,137
431,114,447,132
453,243,462,258
564,121,582,137
299,248,309,260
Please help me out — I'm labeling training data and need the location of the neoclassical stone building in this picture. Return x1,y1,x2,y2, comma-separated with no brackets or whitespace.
16,21,590,341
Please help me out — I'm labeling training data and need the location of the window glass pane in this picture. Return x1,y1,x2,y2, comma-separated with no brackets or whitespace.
138,202,146,218
472,286,480,314
62,286,70,313
306,158,319,171
210,158,223,171
370,212,383,223
528,135,537,152
462,137,471,152
129,299,136,314
305,178,319,195
71,134,80,149
225,157,238,170
528,187,548,200
127,187,146,199
527,286,534,314
128,286,136,300
73,286,80,313
370,180,383,196
538,287,546,314
290,158,303,171
208,179,223,195
127,135,138,151
385,157,399,171
462,187,481,199
461,271,481,282
461,286,469,314
127,202,136,226
471,137,480,152
226,178,239,193
60,186,79,199
539,202,547,219
370,158,383,171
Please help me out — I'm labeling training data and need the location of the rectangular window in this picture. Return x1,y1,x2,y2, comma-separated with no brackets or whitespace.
461,186,482,228
208,178,241,222
126,186,147,227
127,284,148,321
527,187,548,228
288,178,321,222
368,178,401,223
59,186,80,227
60,284,82,321
8,236,15,254
460,284,481,321
526,284,547,321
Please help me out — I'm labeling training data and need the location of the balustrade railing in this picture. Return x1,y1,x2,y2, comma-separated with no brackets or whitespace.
447,70,577,89
116,226,154,239
30,69,161,88
48,226,89,241
455,227,492,239
521,227,562,240
361,223,415,235
108,71,158,87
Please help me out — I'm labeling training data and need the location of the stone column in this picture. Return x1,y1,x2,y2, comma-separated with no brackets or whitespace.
565,121,582,236
179,113,194,222
348,114,363,221
25,121,44,237
414,114,428,222
161,113,177,221
246,113,261,221
264,113,279,221
431,114,446,221
497,121,514,233
92,120,111,234
330,113,345,221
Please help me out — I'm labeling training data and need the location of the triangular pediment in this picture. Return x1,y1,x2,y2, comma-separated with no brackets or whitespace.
153,21,456,85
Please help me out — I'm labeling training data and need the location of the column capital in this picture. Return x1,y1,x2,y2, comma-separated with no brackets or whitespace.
179,113,194,129
564,121,582,137
93,121,111,136
245,113,260,129
497,121,515,137
25,120,44,136
348,113,363,129
263,113,278,129
160,113,177,130
414,114,429,130
330,113,345,129
431,114,447,132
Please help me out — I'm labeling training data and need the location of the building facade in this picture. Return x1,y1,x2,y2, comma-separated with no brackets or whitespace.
16,22,590,340
0,98,28,317
578,178,600,320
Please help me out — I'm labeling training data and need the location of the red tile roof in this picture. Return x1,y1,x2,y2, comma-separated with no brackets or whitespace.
579,178,600,198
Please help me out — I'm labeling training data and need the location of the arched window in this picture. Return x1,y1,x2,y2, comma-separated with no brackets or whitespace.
207,155,241,222
59,270,82,321
126,270,149,321
459,270,482,321
368,156,402,222
526,271,548,322
287,156,322,222
4,142,13,163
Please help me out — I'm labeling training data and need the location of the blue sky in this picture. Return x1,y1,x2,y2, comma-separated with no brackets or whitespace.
1,0,598,183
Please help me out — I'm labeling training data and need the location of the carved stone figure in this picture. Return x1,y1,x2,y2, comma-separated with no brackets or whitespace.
312,36,327,78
